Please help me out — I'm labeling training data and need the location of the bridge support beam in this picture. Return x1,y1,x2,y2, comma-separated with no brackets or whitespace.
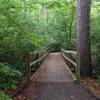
26,52,32,84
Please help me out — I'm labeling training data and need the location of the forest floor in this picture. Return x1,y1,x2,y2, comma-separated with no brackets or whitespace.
13,53,99,100
80,77,100,99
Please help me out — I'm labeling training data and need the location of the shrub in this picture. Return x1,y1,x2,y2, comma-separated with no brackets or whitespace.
0,63,22,90
92,44,100,80
0,91,12,100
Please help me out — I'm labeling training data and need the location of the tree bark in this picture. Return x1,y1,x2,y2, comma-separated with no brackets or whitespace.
76,0,92,76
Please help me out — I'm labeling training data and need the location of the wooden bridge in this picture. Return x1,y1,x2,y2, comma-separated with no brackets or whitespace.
15,48,98,100
31,52,74,83
26,48,80,84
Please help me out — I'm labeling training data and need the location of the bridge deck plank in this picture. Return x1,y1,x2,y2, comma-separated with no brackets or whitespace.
32,52,74,82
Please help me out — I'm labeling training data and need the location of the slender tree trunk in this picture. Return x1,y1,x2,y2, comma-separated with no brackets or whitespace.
46,9,49,33
23,0,28,17
64,16,68,49
69,14,74,50
76,0,92,76
68,3,75,50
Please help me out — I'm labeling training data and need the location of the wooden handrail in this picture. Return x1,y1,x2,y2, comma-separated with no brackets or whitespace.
61,48,77,54
26,49,49,84
61,51,77,67
30,51,48,67
60,48,80,82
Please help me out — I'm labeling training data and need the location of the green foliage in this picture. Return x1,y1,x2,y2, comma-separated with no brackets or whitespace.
49,42,61,52
91,1,100,79
0,91,12,100
92,44,100,79
0,63,22,90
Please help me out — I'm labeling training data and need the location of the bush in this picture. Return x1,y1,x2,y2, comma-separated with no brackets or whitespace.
49,42,61,52
92,44,100,80
0,91,12,100
0,63,22,90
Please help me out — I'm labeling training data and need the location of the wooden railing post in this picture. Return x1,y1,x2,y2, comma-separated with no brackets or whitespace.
76,52,80,82
26,52,32,84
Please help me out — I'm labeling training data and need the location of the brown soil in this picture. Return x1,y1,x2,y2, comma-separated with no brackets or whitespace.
80,77,100,98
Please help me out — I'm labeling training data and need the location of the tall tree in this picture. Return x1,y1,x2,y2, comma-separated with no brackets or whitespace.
76,0,92,76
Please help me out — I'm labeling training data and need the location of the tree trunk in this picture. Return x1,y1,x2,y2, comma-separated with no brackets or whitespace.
76,0,92,76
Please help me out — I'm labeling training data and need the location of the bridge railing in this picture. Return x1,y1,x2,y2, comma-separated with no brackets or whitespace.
26,48,49,84
60,48,80,82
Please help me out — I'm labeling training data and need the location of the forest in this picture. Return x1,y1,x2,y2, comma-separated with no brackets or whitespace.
0,0,100,99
